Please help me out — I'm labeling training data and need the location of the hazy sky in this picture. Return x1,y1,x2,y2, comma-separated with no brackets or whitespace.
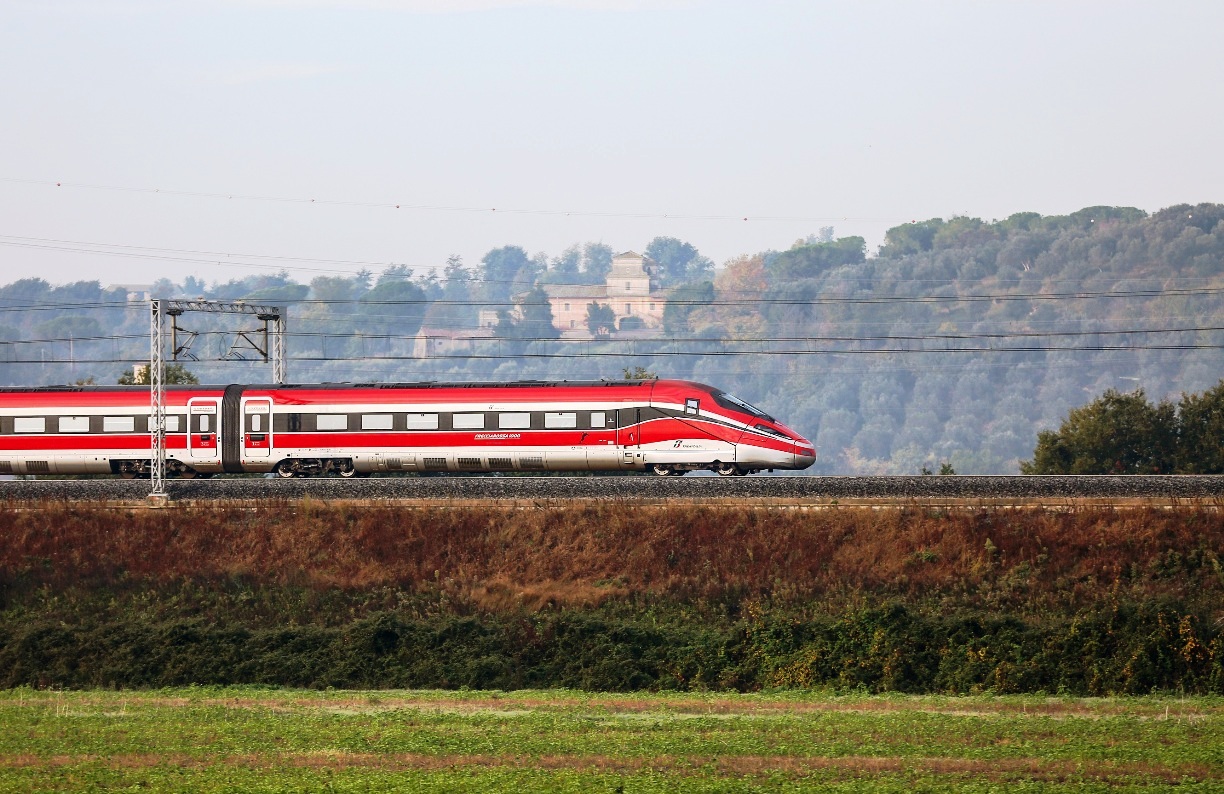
2,0,1221,287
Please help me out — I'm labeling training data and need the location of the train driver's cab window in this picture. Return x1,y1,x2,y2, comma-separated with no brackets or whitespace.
685,398,700,415
59,416,90,433
14,417,46,433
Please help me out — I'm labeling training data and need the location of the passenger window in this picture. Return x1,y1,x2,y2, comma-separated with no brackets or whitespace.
15,417,45,434
499,412,531,430
362,414,394,431
250,414,262,432
317,414,347,431
685,398,700,415
405,413,439,430
590,411,605,428
104,415,135,433
199,414,210,433
544,412,576,429
59,416,90,433
453,413,485,430
165,415,180,432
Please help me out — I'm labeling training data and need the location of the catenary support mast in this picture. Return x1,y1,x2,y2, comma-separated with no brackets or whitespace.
148,299,286,500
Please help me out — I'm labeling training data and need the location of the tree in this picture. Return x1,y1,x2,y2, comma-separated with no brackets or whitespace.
182,276,208,297
661,281,714,335
1020,389,1176,474
623,366,657,380
494,286,560,341
878,219,945,257
242,283,309,302
431,255,478,329
581,242,614,282
542,246,582,285
644,237,714,286
793,227,835,247
585,302,616,335
310,276,356,302
516,286,560,340
479,246,532,302
414,269,441,299
33,315,103,340
767,236,865,281
376,265,413,285
0,279,51,304
118,364,199,385
359,278,429,338
1175,379,1224,473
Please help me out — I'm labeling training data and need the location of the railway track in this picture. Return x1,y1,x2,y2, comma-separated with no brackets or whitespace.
2,475,1224,505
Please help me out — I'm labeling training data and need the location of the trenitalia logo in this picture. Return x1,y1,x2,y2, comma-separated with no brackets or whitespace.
474,433,522,440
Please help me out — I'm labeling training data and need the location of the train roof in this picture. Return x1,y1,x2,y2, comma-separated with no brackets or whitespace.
0,379,707,393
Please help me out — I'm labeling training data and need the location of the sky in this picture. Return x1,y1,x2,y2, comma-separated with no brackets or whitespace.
1,0,1222,288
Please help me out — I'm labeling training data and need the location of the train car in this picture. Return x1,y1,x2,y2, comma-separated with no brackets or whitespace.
0,380,816,477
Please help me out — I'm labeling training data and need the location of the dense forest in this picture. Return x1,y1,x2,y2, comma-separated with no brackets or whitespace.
2,203,1223,474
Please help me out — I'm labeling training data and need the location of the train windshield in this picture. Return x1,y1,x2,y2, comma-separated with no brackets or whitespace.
712,390,773,421
754,423,793,440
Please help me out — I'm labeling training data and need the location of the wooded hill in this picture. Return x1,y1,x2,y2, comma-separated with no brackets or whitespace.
3,204,1222,473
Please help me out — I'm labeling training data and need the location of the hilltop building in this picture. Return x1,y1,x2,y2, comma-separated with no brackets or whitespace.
536,251,669,337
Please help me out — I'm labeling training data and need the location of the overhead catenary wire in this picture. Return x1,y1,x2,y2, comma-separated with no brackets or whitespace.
4,325,1224,349
0,176,893,224
8,341,1224,365
6,281,1224,313
4,231,1224,292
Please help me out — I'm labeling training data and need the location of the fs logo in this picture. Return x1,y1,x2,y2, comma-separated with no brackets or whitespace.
674,440,683,448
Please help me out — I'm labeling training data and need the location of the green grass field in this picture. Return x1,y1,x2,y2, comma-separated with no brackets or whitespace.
0,688,1220,792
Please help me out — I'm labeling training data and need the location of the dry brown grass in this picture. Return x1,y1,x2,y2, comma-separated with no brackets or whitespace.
1,502,1222,611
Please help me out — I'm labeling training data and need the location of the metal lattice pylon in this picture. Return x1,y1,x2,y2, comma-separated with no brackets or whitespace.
148,299,286,499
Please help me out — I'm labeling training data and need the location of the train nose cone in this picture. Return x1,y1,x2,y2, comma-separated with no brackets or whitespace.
794,442,816,470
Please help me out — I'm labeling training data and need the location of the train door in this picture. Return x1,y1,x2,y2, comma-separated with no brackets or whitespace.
186,398,220,463
585,409,620,470
617,406,643,469
242,397,273,458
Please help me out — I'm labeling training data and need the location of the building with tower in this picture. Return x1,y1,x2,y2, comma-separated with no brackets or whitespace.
536,251,669,337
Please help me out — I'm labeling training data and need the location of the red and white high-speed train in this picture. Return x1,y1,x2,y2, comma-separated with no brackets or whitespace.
0,380,816,478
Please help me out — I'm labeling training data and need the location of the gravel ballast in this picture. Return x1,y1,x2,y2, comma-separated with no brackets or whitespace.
3,475,1224,502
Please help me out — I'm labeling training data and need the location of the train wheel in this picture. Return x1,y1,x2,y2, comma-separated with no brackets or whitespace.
274,462,296,478
337,461,359,478
650,464,675,476
715,463,739,477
